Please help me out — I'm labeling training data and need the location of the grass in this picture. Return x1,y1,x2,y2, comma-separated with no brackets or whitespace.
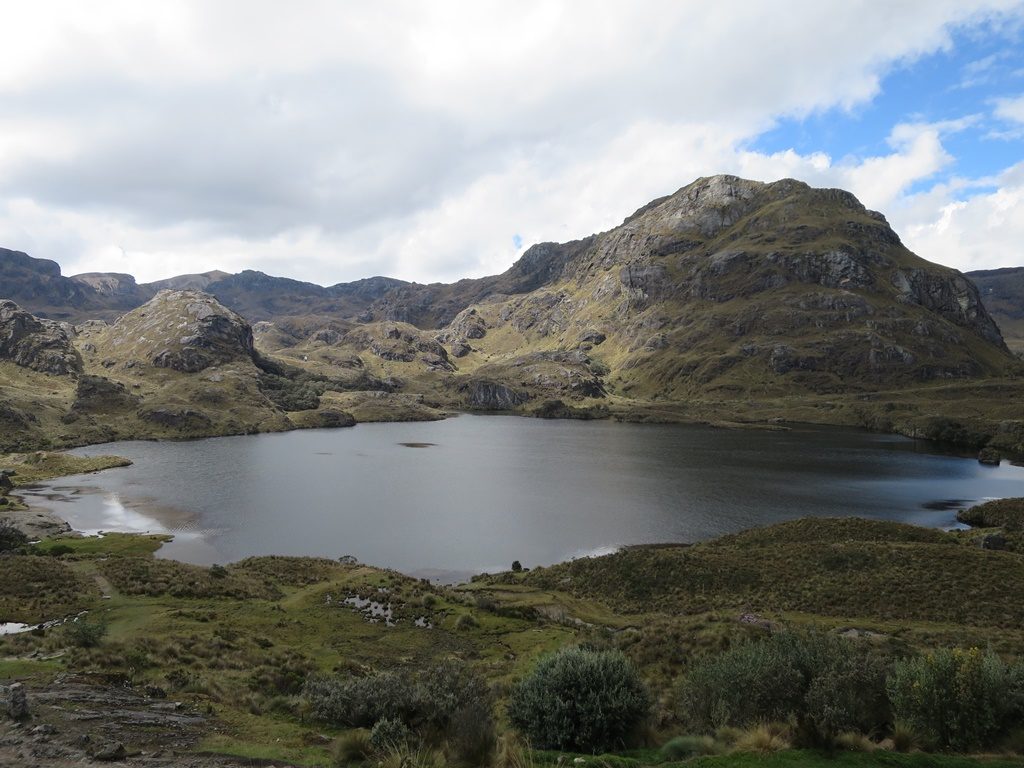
0,451,132,484
516,518,1024,628
31,532,171,557
683,752,1024,767
957,498,1024,531
0,554,99,622
2,516,1024,765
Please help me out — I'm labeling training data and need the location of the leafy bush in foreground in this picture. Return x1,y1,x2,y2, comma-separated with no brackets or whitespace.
677,631,891,745
887,647,1024,751
507,646,650,753
304,659,494,744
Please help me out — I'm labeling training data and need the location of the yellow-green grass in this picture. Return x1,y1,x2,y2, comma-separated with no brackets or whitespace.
0,451,132,484
3,517,1024,766
32,532,170,557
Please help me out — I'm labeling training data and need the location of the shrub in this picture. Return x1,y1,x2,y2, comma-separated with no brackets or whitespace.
66,616,108,648
371,718,411,752
660,734,717,760
306,659,493,745
887,647,1024,751
416,658,492,731
0,519,27,553
332,729,372,765
446,700,496,767
677,631,891,744
248,650,313,696
804,648,891,743
454,613,478,631
507,646,650,753
731,723,791,753
495,733,535,768
890,720,924,753
305,672,413,727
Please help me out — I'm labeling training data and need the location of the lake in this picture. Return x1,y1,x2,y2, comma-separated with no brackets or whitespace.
19,415,1024,581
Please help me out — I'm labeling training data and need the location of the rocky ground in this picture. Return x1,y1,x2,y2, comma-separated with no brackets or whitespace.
0,675,293,767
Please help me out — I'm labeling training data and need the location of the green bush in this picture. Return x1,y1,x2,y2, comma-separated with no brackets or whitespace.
416,659,492,731
507,646,649,753
660,734,717,760
887,647,1024,751
305,672,413,727
0,519,27,553
446,699,496,767
66,616,108,648
677,631,891,744
305,660,493,740
371,717,411,752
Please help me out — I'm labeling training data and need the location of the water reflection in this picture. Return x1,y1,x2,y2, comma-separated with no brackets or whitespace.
19,415,1024,580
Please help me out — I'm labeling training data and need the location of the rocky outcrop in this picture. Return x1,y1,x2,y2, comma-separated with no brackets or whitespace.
63,375,141,423
101,291,255,373
892,268,1004,346
0,300,82,374
966,266,1024,355
138,406,214,430
459,380,529,410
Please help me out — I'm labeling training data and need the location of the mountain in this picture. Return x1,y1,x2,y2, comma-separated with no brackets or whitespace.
412,176,1010,403
2,175,1022,455
967,266,1024,355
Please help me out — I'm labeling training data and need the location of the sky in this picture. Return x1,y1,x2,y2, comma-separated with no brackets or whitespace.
1,1,1023,286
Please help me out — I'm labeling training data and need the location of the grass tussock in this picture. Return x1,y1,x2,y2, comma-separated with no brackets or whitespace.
520,518,1024,627
0,554,97,622
98,557,282,600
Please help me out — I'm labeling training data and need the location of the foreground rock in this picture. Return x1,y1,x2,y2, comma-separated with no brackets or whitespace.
0,678,210,768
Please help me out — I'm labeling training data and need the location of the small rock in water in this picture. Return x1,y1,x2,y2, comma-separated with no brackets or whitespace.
978,446,1001,466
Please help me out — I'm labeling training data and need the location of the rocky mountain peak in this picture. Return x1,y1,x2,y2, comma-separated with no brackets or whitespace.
71,272,139,296
95,290,255,372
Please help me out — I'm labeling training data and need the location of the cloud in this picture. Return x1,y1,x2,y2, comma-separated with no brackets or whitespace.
896,162,1024,271
994,93,1024,123
0,1,1022,284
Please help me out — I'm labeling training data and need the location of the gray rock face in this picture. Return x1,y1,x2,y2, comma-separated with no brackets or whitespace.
0,299,82,375
460,380,529,410
892,268,1004,346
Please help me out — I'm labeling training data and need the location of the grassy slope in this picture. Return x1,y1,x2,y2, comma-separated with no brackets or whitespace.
2,517,1024,766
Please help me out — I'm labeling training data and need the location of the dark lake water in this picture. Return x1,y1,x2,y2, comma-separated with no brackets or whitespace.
20,415,1024,581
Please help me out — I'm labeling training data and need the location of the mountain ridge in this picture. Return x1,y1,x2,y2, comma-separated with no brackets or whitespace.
2,174,1023,457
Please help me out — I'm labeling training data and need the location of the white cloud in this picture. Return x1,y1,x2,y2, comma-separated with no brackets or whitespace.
994,93,1024,123
897,163,1024,271
0,1,1022,284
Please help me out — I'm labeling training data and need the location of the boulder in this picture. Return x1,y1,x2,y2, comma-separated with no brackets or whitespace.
2,682,28,719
